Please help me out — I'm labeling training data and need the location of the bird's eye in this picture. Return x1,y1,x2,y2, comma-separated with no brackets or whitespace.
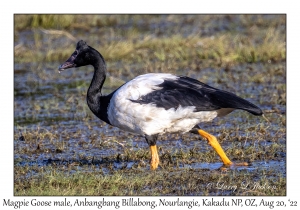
73,51,78,56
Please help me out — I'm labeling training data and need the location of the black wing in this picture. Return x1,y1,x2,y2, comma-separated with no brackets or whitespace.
130,76,262,116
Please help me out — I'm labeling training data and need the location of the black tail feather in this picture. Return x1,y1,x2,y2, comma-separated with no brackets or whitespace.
131,75,263,116
178,76,263,116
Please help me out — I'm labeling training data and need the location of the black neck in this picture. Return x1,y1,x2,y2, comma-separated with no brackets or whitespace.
86,48,112,125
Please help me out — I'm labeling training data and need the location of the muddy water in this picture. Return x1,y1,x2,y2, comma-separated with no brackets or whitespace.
14,61,286,175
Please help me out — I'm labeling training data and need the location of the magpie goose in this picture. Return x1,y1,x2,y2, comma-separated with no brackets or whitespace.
58,40,263,170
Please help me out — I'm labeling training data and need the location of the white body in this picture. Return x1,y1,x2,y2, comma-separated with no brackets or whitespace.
107,73,231,136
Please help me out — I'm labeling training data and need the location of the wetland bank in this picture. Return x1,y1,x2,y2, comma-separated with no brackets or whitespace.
14,15,286,196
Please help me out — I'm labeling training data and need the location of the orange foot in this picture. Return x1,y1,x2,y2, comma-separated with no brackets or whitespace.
223,161,249,167
220,162,249,171
198,129,251,167
231,162,249,166
150,145,159,170
198,129,233,165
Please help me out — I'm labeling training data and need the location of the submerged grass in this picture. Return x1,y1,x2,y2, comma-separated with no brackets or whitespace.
15,162,286,196
14,111,286,196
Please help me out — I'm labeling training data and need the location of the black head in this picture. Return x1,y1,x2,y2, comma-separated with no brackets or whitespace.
58,40,97,72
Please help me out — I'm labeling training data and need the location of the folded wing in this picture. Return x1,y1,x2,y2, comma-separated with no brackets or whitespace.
131,76,262,116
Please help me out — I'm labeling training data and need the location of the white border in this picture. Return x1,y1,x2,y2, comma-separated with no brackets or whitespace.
2,0,298,209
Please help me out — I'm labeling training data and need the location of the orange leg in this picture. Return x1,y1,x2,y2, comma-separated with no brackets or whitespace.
150,145,159,170
198,129,248,166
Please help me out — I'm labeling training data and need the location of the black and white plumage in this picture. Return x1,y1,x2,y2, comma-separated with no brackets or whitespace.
59,40,262,170
108,73,261,136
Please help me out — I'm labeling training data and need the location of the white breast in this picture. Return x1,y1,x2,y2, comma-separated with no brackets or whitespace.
107,73,219,136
